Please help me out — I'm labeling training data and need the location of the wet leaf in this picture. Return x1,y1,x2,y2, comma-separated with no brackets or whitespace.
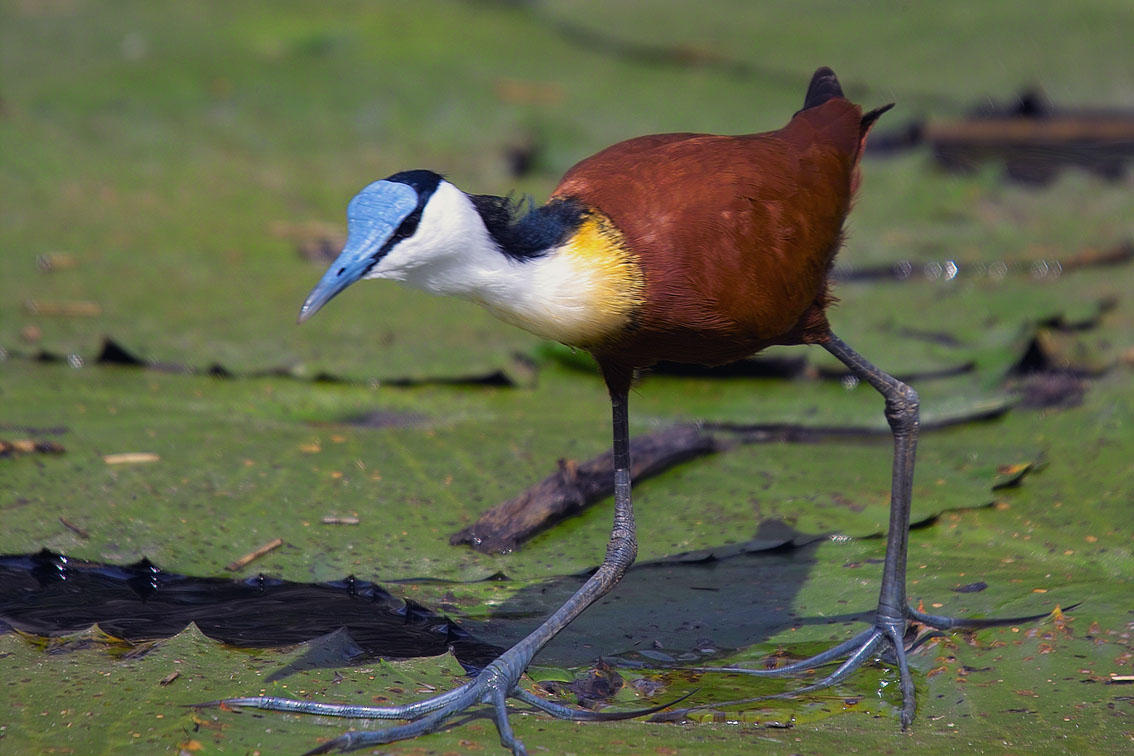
2,1,1132,755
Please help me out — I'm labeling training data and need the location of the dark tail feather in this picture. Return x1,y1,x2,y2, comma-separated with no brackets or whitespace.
802,66,844,110
856,103,895,161
861,103,895,132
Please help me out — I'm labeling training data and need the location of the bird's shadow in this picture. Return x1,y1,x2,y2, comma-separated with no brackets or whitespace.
466,519,869,669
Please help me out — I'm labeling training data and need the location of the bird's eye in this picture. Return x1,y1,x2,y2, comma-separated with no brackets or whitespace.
337,267,346,276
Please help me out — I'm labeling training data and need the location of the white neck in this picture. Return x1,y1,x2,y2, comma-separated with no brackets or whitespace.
368,180,638,348
402,185,518,297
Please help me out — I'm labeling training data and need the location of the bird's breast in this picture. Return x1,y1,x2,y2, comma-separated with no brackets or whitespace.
473,211,646,349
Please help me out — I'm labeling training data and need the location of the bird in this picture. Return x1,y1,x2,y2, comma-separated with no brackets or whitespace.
216,67,994,754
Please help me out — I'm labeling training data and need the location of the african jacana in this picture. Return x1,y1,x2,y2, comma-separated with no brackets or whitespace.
219,67,994,754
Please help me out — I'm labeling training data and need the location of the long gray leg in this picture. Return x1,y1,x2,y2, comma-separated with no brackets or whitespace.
823,333,920,631
682,333,922,726
821,332,920,726
202,390,642,754
664,333,1058,729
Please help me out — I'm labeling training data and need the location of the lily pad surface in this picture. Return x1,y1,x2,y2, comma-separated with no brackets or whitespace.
2,1,1133,755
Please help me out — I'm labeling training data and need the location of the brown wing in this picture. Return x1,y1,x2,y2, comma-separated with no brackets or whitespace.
552,99,865,369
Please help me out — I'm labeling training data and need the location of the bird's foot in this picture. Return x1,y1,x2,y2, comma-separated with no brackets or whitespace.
198,653,686,755
667,602,1064,729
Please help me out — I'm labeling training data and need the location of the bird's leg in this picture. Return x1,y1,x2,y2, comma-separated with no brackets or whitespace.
824,332,919,640
750,332,926,727
201,390,641,755
685,333,1039,728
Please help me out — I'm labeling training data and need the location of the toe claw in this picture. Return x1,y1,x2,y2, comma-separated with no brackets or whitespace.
300,735,346,756
187,699,223,709
909,601,1079,631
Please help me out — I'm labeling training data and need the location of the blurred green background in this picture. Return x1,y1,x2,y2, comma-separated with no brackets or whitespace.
1,1,1132,754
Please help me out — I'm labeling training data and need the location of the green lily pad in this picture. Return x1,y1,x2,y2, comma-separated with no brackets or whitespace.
3,0,1133,754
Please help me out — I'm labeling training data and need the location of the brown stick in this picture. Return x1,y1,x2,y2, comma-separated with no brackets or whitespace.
450,425,723,554
450,396,1015,554
225,538,283,571
58,516,90,539
23,300,102,317
0,439,65,456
